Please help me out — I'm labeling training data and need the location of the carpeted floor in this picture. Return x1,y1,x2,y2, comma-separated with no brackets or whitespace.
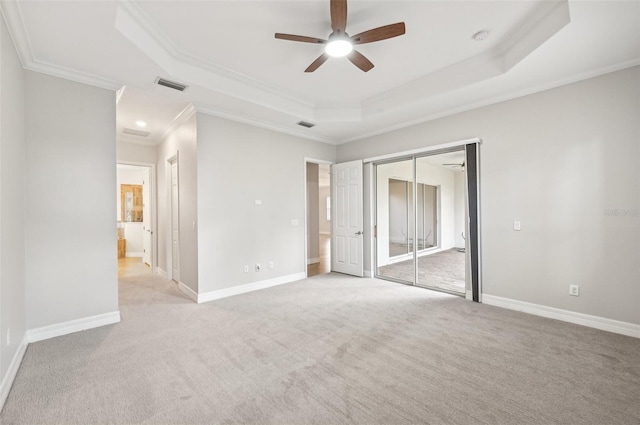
2,272,640,424
378,248,466,294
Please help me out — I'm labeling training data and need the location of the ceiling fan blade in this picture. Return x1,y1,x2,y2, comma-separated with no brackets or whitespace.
305,53,330,72
347,50,374,72
351,22,406,45
275,33,326,44
330,0,347,33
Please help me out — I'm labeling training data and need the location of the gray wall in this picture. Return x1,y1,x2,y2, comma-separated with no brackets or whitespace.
319,185,330,235
116,140,157,165
306,162,319,263
25,71,119,329
0,15,27,390
196,114,336,293
156,114,198,291
338,66,640,325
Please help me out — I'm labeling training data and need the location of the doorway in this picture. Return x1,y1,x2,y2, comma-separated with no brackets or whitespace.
306,161,332,277
116,163,156,278
373,145,479,298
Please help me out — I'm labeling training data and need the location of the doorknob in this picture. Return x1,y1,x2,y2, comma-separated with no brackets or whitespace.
355,231,363,235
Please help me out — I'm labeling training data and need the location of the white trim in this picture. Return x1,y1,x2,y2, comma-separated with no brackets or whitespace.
195,104,335,145
160,104,196,141
125,252,143,258
319,231,331,235
364,138,482,163
466,290,473,301
341,59,640,145
0,336,28,411
27,311,121,343
307,258,320,265
483,295,640,339
197,272,306,304
156,267,167,278
178,281,198,303
364,270,373,278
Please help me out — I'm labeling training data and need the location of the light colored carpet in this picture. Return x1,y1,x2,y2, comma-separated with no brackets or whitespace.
378,248,466,294
2,272,640,424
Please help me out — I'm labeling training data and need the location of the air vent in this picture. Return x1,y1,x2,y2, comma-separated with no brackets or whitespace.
155,77,189,92
123,128,150,137
297,121,315,128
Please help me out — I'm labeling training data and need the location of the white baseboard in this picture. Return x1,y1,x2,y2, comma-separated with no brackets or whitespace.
125,252,143,258
319,231,331,235
27,311,121,343
197,272,306,304
178,281,198,303
364,270,372,278
466,290,473,300
483,294,640,339
307,258,320,265
0,336,28,412
156,267,167,278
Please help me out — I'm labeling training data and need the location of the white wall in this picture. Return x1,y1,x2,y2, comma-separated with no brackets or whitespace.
319,185,330,235
116,140,156,164
306,162,319,263
0,14,27,401
157,113,198,290
197,114,336,294
24,71,119,329
339,66,640,326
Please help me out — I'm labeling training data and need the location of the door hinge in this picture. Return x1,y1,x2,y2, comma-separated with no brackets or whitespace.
374,225,377,238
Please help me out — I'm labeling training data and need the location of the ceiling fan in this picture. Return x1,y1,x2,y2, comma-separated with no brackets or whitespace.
275,0,405,72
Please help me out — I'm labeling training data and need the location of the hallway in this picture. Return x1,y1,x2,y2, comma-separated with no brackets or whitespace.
307,234,331,277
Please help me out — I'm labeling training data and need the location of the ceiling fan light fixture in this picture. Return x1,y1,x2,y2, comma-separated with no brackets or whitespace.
325,36,352,57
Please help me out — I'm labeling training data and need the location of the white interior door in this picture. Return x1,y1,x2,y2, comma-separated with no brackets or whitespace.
171,160,180,282
142,168,151,266
331,160,364,277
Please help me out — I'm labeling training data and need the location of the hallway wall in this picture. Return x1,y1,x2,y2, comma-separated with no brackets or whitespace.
0,15,27,406
25,71,119,329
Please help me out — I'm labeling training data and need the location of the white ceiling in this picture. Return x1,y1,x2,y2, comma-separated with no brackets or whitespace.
2,1,638,145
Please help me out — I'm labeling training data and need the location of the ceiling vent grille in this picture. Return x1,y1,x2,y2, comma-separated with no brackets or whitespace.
297,121,315,128
123,128,150,137
155,77,188,92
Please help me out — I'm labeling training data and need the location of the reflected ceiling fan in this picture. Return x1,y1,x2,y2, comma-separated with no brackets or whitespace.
275,0,405,72
443,162,465,171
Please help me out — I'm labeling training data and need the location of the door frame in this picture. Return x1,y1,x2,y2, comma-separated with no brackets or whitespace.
303,158,334,278
117,161,157,273
167,154,180,282
366,137,482,301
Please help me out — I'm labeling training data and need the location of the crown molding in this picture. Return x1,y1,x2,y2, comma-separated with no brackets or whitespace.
160,103,197,141
115,1,317,120
340,59,640,144
1,1,122,91
194,103,337,145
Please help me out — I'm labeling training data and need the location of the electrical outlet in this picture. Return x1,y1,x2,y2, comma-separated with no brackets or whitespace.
255,263,261,272
6,328,10,346
513,221,521,231
569,285,580,296
268,261,274,269
244,265,249,273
